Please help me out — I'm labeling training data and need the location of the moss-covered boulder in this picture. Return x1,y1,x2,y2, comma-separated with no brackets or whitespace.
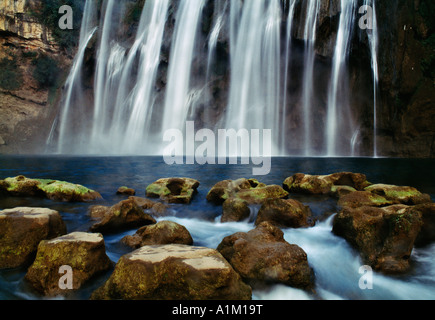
332,204,423,274
338,191,394,208
121,220,193,248
0,207,66,269
90,198,156,234
206,178,288,205
25,232,112,296
91,244,252,300
221,198,250,223
146,178,200,204
364,184,432,205
217,222,315,290
283,172,371,195
0,175,102,202
255,198,314,229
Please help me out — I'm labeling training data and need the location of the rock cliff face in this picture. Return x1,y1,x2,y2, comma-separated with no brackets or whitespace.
0,0,71,154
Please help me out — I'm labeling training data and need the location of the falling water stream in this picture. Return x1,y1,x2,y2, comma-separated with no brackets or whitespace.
51,0,381,158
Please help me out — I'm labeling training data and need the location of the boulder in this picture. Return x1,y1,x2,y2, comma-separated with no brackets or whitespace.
0,175,102,202
217,222,315,290
90,198,156,233
207,178,288,205
121,220,193,248
364,184,432,205
146,178,200,204
332,205,423,274
117,186,136,196
221,198,250,223
283,172,371,195
338,191,393,208
0,207,66,269
413,203,435,247
25,232,112,296
255,198,314,228
91,244,252,300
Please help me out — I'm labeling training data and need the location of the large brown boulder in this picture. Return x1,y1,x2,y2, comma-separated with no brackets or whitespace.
217,222,315,290
332,205,423,274
0,175,102,202
146,178,200,204
283,172,371,195
25,232,113,296
255,198,314,228
0,207,66,269
90,198,156,233
91,244,252,300
121,220,193,248
207,178,288,205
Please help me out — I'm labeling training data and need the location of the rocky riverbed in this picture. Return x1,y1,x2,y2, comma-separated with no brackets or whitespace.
1,168,434,300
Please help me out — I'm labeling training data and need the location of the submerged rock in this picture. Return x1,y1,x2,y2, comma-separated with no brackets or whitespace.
0,175,102,202
283,172,371,195
207,178,288,205
0,207,66,269
217,222,315,290
146,178,200,204
364,184,432,205
121,220,193,248
255,198,314,228
90,198,156,233
25,232,112,297
116,186,136,196
332,205,423,274
91,244,252,300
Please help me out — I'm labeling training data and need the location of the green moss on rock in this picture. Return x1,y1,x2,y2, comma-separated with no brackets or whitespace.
0,176,102,202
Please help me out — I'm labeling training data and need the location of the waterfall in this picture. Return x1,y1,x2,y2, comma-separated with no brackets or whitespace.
300,0,320,156
225,0,281,155
161,0,205,143
367,0,379,158
325,0,357,156
55,0,97,153
115,0,170,153
281,0,297,153
51,0,383,158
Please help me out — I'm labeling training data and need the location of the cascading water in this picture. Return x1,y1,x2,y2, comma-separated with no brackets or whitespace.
50,0,382,158
225,0,282,156
54,0,97,153
300,0,320,156
325,0,357,156
161,0,205,144
366,0,379,158
281,0,297,153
